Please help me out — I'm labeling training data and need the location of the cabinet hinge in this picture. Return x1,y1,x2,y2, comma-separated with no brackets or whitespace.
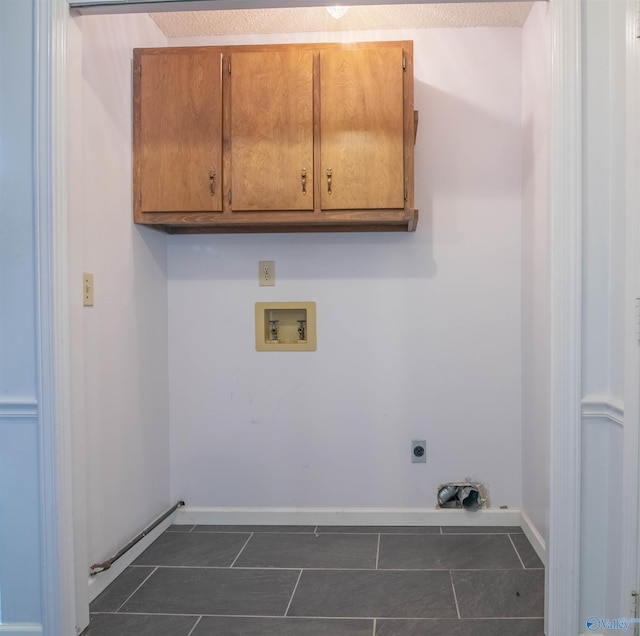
404,186,408,201
138,192,142,205
402,56,406,71
228,60,231,75
228,190,232,205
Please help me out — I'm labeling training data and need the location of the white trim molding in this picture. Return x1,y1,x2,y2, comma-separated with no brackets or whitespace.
622,0,640,615
520,509,547,567
35,0,76,634
581,394,625,427
174,506,523,528
0,398,38,419
548,0,583,635
0,625,43,635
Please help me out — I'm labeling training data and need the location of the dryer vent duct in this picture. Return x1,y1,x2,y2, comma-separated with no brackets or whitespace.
437,482,486,511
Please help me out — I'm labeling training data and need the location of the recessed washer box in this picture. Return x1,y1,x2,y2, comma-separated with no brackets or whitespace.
255,302,316,351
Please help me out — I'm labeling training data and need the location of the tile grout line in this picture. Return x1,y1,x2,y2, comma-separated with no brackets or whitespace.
229,532,254,568
99,526,544,628
90,610,544,621
185,616,202,636
508,534,526,569
114,566,158,613
130,565,362,571
449,570,461,619
126,564,532,572
283,569,304,617
190,530,313,535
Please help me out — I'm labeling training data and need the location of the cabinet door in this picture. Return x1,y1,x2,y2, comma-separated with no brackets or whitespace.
320,47,405,210
136,51,223,213
230,50,314,211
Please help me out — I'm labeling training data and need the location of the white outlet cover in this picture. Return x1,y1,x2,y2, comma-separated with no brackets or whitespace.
259,261,275,286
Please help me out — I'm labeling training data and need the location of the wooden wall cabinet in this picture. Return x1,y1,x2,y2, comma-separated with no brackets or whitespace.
133,41,417,234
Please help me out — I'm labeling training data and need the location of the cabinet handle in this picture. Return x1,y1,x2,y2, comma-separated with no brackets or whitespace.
209,169,216,196
326,168,332,195
301,169,307,195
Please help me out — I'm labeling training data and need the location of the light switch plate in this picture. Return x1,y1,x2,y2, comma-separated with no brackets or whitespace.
83,273,94,307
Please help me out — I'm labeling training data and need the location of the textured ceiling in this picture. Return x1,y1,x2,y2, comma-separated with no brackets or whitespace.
150,2,536,37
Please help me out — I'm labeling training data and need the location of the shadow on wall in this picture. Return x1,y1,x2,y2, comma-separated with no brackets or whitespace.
167,80,521,283
77,11,522,284
79,13,166,133
416,81,522,197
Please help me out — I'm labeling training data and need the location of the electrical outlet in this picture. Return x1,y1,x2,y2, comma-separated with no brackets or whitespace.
259,261,275,286
83,272,94,307
411,440,426,463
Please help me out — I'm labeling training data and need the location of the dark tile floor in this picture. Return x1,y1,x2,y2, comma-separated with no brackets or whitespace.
82,525,545,636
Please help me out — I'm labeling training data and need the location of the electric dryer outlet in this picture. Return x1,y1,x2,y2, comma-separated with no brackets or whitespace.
411,440,426,463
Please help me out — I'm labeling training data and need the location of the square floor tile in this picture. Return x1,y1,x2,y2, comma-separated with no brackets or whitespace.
378,534,522,570
317,526,440,535
81,613,197,636
452,570,544,618
193,525,316,533
90,566,155,612
376,618,544,635
287,570,457,619
510,534,544,569
441,526,523,534
120,567,300,615
192,616,373,635
133,531,250,567
234,532,378,569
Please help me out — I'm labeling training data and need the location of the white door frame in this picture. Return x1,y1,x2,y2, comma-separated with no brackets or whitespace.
547,0,582,633
36,0,77,634
622,0,640,617
43,1,591,634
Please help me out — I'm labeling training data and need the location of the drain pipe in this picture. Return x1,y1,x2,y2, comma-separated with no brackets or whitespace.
90,500,185,575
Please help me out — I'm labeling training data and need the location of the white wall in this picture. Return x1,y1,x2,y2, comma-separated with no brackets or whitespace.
69,11,170,577
168,27,524,510
521,1,550,556
0,0,43,626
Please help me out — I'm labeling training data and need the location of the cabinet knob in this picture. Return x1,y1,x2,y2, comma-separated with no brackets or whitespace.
301,168,307,196
209,169,216,196
326,168,332,195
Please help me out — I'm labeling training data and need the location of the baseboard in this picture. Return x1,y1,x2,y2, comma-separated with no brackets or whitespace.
174,506,522,527
86,516,172,602
520,509,547,566
0,626,42,635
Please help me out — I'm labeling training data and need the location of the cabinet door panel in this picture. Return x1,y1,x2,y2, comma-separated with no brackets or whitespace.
320,48,405,210
138,52,222,213
230,50,314,211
